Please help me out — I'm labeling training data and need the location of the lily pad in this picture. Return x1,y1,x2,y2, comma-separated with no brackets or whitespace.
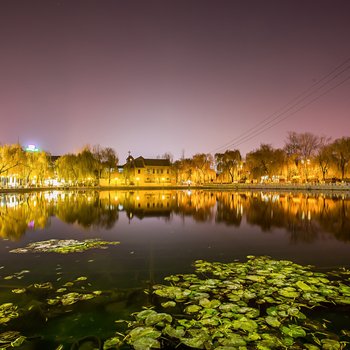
10,239,120,254
280,324,306,338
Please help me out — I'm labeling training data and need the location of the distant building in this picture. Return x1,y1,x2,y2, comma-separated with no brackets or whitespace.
118,155,175,186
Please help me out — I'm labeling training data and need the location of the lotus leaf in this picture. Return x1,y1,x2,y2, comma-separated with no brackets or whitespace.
0,303,19,324
219,333,246,346
163,325,185,339
244,332,261,342
184,305,201,314
335,297,350,305
199,298,220,308
339,284,350,295
341,329,350,337
145,313,172,326
131,337,160,350
128,327,161,341
246,275,265,282
265,316,281,327
266,306,278,317
153,286,184,299
164,275,180,282
296,280,313,291
134,310,157,321
260,333,282,347
103,336,123,349
320,339,341,350
161,301,176,308
80,294,94,300
278,287,300,298
220,312,235,319
200,308,218,318
232,318,258,332
280,324,306,338
34,282,53,289
282,336,294,346
200,317,220,326
319,286,338,297
238,307,259,318
286,306,300,316
180,335,208,349
0,331,20,341
304,344,320,350
63,282,74,287
256,344,273,350
75,277,88,281
10,336,26,347
11,289,26,294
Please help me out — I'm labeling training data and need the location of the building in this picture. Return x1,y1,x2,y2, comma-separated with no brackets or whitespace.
117,155,175,186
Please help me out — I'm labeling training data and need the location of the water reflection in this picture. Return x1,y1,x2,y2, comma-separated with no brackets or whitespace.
1,190,349,242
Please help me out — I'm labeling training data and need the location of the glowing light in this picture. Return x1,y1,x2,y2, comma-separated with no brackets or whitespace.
25,144,39,152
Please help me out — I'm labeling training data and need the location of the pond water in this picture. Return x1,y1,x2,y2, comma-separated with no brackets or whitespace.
0,189,350,349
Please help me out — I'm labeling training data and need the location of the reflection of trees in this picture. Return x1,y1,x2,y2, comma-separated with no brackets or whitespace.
215,193,242,226
1,190,349,243
0,193,54,240
55,192,119,229
317,197,350,242
244,193,287,231
174,191,215,222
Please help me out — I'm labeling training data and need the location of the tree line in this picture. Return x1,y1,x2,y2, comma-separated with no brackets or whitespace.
0,144,118,187
1,132,350,187
174,132,350,184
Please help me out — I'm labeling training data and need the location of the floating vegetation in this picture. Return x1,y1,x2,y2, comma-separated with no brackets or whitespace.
9,239,120,254
105,256,350,349
0,331,26,348
3,270,30,281
11,289,26,295
47,291,98,306
0,304,19,325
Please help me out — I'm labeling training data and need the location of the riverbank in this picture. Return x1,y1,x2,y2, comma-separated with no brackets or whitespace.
1,182,350,194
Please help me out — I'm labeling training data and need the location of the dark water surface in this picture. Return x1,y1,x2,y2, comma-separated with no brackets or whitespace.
0,190,350,348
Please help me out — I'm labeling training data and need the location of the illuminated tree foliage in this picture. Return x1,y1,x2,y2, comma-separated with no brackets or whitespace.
215,149,242,183
0,144,25,176
246,144,285,180
331,137,350,180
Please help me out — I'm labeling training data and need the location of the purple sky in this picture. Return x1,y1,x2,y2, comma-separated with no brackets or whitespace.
1,0,350,161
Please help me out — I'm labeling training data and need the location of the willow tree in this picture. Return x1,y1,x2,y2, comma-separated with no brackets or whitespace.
101,147,118,185
331,137,350,180
284,132,323,181
23,150,50,186
246,144,285,181
215,149,241,183
192,153,214,184
0,144,25,177
55,154,79,184
315,143,334,181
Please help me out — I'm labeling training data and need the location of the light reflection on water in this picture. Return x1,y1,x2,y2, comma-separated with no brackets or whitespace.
0,190,350,347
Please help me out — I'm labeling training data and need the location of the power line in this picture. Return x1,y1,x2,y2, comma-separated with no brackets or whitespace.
227,73,350,150
211,57,350,154
223,66,350,150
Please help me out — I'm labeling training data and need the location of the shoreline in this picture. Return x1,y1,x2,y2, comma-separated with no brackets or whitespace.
1,182,350,194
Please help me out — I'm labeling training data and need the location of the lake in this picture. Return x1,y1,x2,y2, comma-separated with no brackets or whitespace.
0,189,350,349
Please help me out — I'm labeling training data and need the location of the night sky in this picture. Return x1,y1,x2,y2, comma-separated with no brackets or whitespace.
1,0,350,161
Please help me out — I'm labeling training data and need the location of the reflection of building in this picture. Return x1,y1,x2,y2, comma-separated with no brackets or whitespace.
122,191,175,220
118,155,175,186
